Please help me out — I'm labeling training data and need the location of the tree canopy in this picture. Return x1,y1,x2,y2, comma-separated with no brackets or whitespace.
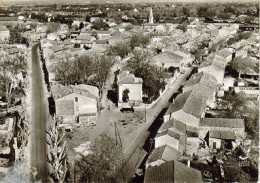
91,19,109,30
74,135,131,183
54,55,113,91
124,50,168,101
230,57,258,75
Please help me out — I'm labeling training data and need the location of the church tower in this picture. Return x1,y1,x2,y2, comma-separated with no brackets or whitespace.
149,8,154,24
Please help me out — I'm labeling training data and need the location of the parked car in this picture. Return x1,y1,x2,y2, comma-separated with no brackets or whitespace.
120,106,134,113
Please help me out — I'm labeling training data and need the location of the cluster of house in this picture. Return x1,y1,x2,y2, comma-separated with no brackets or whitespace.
143,38,254,182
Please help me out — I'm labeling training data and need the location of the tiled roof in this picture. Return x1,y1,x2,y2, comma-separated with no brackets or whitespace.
159,119,186,134
148,145,180,163
166,90,207,118
200,118,244,128
144,160,203,183
149,51,183,65
215,49,232,58
209,130,236,140
51,84,99,100
155,129,180,140
184,72,218,89
117,71,143,84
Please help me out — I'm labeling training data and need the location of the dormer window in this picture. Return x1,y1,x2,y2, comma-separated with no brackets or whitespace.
75,97,78,102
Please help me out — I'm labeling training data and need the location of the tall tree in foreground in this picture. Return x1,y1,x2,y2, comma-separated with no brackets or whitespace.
74,134,132,183
46,116,68,183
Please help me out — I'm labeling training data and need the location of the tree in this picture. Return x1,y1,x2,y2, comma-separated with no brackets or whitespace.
54,55,113,92
74,134,131,183
130,34,150,49
0,55,27,108
91,19,109,30
79,22,84,30
220,92,259,138
122,89,130,102
46,22,61,34
125,24,133,31
109,43,132,58
46,116,68,183
124,50,168,101
230,57,258,78
9,30,28,45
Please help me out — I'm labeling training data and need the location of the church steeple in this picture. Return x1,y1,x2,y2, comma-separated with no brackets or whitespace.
149,7,154,24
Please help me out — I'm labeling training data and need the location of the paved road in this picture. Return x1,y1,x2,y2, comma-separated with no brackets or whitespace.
30,43,49,182
124,68,193,174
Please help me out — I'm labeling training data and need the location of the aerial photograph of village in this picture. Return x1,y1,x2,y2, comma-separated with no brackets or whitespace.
0,0,259,182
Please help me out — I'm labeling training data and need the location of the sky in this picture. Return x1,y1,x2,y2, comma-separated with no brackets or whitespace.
1,0,258,4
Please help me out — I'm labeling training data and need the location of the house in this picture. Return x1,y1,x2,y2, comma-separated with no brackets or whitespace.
51,84,99,124
155,129,182,151
198,58,226,84
200,118,245,150
146,145,181,168
149,50,193,72
144,160,203,183
158,119,186,153
186,126,202,156
0,26,10,42
164,90,207,128
95,30,111,40
161,42,180,53
149,51,184,71
117,71,143,107
47,33,60,41
208,130,241,150
199,118,245,138
239,24,259,32
223,77,236,91
108,34,132,46
219,26,237,37
183,72,218,108
215,49,234,64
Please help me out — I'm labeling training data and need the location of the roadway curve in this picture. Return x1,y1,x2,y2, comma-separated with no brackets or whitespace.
30,43,49,182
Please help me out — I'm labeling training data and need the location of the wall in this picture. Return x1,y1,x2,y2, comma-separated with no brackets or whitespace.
56,93,97,116
155,135,179,150
209,138,221,149
118,83,142,103
171,110,200,128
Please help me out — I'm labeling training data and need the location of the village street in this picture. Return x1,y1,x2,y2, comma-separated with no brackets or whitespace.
124,68,193,173
30,43,49,182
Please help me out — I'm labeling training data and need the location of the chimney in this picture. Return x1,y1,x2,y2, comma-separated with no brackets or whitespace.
187,160,190,167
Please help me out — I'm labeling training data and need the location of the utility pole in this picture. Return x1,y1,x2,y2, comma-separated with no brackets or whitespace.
114,122,122,147
145,103,147,122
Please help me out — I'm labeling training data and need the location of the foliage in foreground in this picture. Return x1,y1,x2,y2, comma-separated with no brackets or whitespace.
74,135,132,183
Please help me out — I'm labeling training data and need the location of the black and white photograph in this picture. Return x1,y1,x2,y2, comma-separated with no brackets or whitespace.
0,0,259,182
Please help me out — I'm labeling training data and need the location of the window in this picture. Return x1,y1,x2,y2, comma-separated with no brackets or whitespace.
213,142,217,149
75,97,78,102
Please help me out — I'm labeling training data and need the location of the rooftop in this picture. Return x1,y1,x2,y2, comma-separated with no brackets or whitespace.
200,118,245,129
209,130,237,140
144,160,203,183
166,90,207,118
148,145,180,163
117,71,143,85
